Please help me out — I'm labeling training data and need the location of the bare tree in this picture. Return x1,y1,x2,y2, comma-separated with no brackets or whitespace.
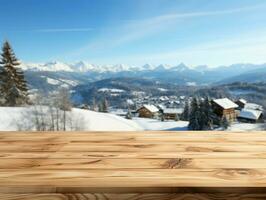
16,89,84,131
54,88,72,131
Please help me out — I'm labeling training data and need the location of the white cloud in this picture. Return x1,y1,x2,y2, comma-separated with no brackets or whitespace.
110,4,262,44
109,29,266,67
63,3,266,66
70,4,262,55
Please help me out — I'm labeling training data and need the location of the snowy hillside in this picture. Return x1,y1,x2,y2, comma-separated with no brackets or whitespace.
0,107,140,131
0,107,263,132
0,107,189,131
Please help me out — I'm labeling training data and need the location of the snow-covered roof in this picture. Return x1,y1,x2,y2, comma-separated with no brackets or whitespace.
213,98,238,109
238,109,262,120
245,103,263,111
159,96,169,101
163,108,184,114
142,104,159,113
238,98,247,104
98,88,125,93
126,99,134,105
157,104,166,110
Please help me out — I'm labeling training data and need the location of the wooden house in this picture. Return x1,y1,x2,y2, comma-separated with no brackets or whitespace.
245,103,263,111
212,98,238,122
137,104,159,118
163,108,183,120
238,109,264,123
235,99,247,110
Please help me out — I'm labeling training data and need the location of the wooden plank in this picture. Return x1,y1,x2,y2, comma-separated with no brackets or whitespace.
1,158,266,169
1,143,266,152
0,169,265,189
0,132,265,195
2,132,266,140
1,138,266,144
2,133,263,141
1,152,266,159
2,193,266,200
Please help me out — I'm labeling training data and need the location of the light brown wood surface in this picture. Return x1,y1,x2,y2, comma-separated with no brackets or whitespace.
1,131,266,199
2,193,266,200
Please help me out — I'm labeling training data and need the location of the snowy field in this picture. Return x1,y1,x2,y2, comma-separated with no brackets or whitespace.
228,122,264,131
0,107,188,131
0,107,264,131
133,117,188,131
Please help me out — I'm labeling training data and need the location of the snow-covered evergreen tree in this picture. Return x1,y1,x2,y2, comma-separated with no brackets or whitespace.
160,113,165,122
174,114,179,121
99,98,108,113
221,116,230,130
188,97,201,130
181,100,190,121
199,97,215,130
0,41,28,106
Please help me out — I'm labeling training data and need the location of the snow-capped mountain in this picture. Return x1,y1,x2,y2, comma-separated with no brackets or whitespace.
20,61,266,89
21,61,74,72
20,61,176,73
21,61,134,73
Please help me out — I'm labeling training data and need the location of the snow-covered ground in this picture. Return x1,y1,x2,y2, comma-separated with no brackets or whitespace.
0,107,141,131
133,118,188,131
0,107,188,131
0,107,264,131
228,122,264,131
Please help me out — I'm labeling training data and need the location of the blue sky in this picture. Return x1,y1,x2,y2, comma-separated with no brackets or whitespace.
1,0,266,67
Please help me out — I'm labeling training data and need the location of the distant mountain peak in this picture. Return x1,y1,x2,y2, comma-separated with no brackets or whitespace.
142,63,155,70
171,63,190,72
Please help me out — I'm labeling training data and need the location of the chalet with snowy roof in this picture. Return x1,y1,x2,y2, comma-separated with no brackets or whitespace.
165,100,180,108
237,109,263,123
137,104,159,118
245,103,263,111
163,108,184,120
212,98,238,122
235,99,247,110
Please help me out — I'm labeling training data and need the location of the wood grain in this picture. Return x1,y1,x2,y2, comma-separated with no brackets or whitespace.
0,131,266,198
2,193,266,200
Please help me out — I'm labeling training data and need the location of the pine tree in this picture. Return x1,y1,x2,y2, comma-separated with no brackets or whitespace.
181,100,190,121
160,113,165,122
188,97,201,130
221,116,230,130
174,114,179,121
0,41,28,106
199,97,215,130
99,98,108,113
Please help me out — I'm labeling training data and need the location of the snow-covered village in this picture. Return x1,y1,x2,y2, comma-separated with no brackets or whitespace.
0,39,265,132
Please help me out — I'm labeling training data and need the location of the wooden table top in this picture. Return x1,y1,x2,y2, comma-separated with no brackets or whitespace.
0,131,266,195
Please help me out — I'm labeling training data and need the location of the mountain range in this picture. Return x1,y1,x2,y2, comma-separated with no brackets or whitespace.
21,61,265,74
21,61,266,88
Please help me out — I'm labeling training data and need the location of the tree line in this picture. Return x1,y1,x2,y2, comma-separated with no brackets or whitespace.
181,97,229,130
